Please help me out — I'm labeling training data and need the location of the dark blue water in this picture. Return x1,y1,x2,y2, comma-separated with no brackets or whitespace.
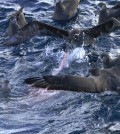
0,0,120,134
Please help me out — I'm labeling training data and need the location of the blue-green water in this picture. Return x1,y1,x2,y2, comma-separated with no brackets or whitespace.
0,0,120,133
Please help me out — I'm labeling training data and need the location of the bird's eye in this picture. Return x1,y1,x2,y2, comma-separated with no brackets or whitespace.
74,34,78,39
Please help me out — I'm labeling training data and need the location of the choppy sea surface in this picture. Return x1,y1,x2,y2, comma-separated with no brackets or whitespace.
0,0,120,134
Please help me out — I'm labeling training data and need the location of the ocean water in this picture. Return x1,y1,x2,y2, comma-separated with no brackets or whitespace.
0,0,120,134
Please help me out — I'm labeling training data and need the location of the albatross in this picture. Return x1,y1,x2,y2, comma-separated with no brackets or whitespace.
3,17,120,47
53,0,80,20
7,7,28,37
24,55,120,93
96,2,120,24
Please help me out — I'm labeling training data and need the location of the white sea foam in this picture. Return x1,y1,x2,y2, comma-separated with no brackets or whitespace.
108,122,120,132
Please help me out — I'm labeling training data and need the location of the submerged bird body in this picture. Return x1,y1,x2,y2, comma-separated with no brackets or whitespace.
97,2,120,24
53,0,80,20
10,7,27,28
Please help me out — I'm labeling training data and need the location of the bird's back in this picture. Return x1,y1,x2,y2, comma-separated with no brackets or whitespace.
53,0,80,20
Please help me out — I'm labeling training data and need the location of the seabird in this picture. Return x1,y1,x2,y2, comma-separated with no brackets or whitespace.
3,21,69,46
9,7,27,28
101,53,120,69
24,60,120,93
96,2,120,24
53,0,80,20
24,54,120,93
7,7,28,37
66,17,120,48
3,17,120,47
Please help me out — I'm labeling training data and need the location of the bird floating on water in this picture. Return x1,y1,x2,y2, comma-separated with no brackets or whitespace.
96,2,120,24
53,0,80,20
7,7,28,37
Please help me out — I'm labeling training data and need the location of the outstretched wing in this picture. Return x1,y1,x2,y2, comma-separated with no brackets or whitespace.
84,18,120,38
3,21,69,46
37,21,69,38
3,21,40,46
111,2,120,10
24,75,97,93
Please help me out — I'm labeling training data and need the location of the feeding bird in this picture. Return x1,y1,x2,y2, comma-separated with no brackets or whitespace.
24,54,120,93
3,17,120,47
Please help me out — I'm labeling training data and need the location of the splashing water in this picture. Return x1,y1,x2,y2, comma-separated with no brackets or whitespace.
0,0,120,134
52,51,69,75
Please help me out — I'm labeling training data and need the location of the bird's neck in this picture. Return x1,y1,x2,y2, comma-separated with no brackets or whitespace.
103,58,110,68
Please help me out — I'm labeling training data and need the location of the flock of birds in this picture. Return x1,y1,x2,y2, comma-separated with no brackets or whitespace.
1,0,120,94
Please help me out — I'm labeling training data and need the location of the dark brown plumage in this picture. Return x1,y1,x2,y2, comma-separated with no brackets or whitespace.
53,0,80,20
7,7,27,37
88,68,100,76
96,2,120,24
3,21,69,46
68,17,120,47
101,53,120,69
3,18,120,46
24,55,120,93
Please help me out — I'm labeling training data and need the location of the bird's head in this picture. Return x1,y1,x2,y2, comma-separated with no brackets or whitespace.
95,2,107,16
100,52,110,67
9,7,27,29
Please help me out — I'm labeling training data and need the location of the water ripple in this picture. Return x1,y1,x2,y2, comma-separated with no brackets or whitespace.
0,0,120,134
